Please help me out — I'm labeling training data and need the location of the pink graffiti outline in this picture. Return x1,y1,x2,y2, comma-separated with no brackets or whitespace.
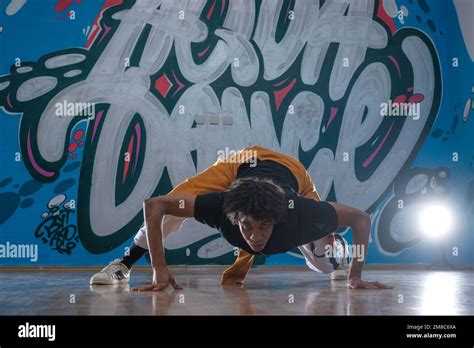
27,128,55,177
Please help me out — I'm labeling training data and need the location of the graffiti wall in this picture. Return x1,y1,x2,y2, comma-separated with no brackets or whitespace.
0,0,472,266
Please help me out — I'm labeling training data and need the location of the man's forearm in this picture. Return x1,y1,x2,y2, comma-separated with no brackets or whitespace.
348,220,370,279
143,200,166,268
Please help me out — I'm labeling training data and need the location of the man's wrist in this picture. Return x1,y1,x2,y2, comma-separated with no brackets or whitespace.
349,268,362,280
152,263,167,269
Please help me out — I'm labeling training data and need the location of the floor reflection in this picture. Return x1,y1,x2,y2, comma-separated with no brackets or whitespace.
420,272,460,315
0,269,471,315
221,285,257,315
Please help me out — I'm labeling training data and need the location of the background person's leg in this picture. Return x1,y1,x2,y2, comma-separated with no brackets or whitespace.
326,201,371,280
90,217,193,284
298,237,335,274
132,222,149,250
121,241,148,270
90,223,148,284
91,153,244,284
299,234,351,280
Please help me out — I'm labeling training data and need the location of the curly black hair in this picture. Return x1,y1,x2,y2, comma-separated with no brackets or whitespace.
223,177,287,225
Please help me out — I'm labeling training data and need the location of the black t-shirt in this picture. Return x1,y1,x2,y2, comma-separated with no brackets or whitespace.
236,159,299,194
193,191,339,255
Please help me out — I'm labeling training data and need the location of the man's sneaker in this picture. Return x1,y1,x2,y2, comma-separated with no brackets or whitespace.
330,259,350,280
330,235,351,281
90,259,130,285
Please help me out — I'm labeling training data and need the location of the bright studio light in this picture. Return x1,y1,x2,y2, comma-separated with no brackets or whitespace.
418,203,453,240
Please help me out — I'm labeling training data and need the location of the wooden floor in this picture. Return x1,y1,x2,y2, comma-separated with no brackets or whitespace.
0,267,472,315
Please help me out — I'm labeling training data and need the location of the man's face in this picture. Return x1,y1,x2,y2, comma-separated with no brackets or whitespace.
238,216,273,252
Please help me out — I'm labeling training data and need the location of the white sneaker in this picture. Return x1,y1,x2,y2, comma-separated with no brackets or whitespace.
330,235,351,281
90,259,130,285
330,262,349,280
